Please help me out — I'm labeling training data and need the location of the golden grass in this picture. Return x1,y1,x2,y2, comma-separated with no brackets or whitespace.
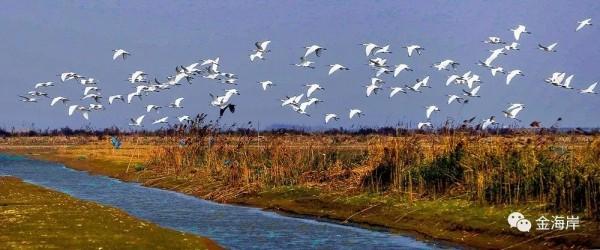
0,176,221,249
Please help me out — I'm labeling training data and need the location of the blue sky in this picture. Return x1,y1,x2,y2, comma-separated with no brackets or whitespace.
1,1,599,130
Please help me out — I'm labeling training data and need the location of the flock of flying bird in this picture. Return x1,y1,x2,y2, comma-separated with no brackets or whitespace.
19,18,597,130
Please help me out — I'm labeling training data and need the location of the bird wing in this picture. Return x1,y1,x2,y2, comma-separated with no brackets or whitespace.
422,76,430,85
50,97,61,106
60,73,70,82
365,44,378,56
113,50,121,60
563,75,573,87
303,46,316,58
68,105,77,116
175,97,184,106
293,94,304,104
82,112,89,120
446,75,458,86
136,115,145,125
547,43,557,50
576,21,586,31
406,46,415,57
448,95,457,104
471,86,481,95
349,110,356,119
513,30,521,41
412,80,422,90
484,52,498,66
508,106,523,117
393,65,403,77
390,88,400,98
506,71,517,85
260,40,271,50
426,107,434,118
328,65,339,75
127,93,136,104
583,82,597,92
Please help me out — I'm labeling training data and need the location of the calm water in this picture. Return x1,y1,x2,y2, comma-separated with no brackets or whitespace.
0,154,449,249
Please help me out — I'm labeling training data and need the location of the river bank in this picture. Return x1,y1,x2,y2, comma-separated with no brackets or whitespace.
1,140,598,249
0,176,221,249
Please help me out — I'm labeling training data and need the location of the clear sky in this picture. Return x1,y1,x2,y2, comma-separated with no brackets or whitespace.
1,1,599,130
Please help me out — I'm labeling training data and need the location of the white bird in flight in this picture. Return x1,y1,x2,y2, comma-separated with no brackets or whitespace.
112,49,130,60
365,83,382,97
389,87,406,98
406,80,424,93
129,115,145,127
50,96,69,106
250,51,265,62
425,105,440,119
538,42,558,52
510,25,531,41
580,82,597,94
546,72,566,86
328,64,349,75
152,117,169,125
129,71,147,83
576,18,592,32
361,43,381,56
34,81,54,89
374,45,391,54
177,116,191,123
127,90,142,104
393,64,412,77
80,78,97,85
306,84,324,97
82,93,102,103
433,59,459,71
483,36,506,44
504,42,520,51
484,48,506,66
349,109,364,119
258,80,275,91
561,75,575,89
84,86,100,96
503,104,525,121
68,105,90,120
446,94,463,104
294,98,322,115
19,95,37,102
303,45,326,57
418,122,432,129
324,113,339,124
506,70,524,85
281,94,303,107
481,116,496,130
463,85,481,98
491,67,505,76
108,95,124,104
146,105,162,113
402,45,424,57
293,57,315,69
168,97,184,108
254,40,271,52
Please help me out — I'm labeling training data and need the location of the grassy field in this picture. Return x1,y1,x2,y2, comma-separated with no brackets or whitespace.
0,176,221,249
1,133,599,249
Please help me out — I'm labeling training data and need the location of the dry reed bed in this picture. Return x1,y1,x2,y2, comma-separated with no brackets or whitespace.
145,132,600,220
